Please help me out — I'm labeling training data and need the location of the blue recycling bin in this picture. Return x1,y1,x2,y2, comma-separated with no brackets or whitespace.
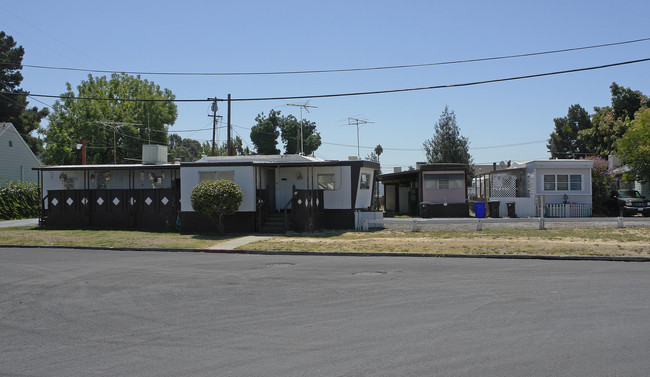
474,202,486,218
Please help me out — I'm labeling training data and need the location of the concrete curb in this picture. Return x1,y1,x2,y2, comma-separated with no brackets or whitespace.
1,244,649,262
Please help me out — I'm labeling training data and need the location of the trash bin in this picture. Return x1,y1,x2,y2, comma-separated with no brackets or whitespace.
474,202,486,218
488,201,500,218
420,203,430,218
507,202,517,218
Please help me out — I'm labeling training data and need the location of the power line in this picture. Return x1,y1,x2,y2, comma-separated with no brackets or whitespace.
16,57,650,103
227,58,650,102
8,37,650,76
231,124,547,152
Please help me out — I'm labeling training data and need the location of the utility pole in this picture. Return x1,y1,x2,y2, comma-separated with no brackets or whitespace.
207,98,221,155
97,121,141,164
227,94,232,156
287,102,317,155
347,117,373,158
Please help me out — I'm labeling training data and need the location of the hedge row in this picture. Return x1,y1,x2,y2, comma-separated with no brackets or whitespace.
0,181,40,220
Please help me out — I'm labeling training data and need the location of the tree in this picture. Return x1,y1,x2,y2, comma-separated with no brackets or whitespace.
250,109,321,155
201,136,250,157
578,83,648,157
547,104,591,159
279,114,321,155
190,179,244,234
169,134,203,162
41,73,177,165
616,108,650,183
423,107,473,185
423,106,473,163
365,144,383,173
250,110,281,154
586,156,617,215
0,32,49,154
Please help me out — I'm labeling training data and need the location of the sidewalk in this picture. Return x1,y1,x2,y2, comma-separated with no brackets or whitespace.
0,218,39,228
208,235,272,250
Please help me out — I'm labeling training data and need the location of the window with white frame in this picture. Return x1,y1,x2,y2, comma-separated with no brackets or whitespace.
318,174,335,190
543,174,582,191
570,174,582,190
360,173,371,190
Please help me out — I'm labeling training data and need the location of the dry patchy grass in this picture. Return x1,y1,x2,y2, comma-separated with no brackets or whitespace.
246,228,650,257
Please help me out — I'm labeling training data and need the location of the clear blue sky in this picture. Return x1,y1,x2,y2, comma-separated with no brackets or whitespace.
3,0,650,170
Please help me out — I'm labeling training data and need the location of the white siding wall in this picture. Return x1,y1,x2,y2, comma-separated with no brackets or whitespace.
318,166,351,209
535,167,592,205
354,168,375,209
180,166,255,212
0,126,41,185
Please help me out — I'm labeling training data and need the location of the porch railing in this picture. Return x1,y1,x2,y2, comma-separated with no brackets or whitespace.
536,203,592,218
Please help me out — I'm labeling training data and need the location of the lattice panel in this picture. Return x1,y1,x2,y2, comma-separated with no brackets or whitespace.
490,174,517,197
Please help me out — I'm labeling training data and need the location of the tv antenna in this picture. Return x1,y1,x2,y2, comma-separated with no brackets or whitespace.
347,117,373,158
287,101,317,155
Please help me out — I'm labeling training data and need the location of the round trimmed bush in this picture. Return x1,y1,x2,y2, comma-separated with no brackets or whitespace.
190,180,244,233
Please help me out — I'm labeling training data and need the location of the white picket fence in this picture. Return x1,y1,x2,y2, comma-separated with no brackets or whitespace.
536,203,591,218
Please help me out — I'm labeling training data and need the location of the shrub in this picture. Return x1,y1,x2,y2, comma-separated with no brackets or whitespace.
190,180,243,233
0,181,40,220
587,156,617,215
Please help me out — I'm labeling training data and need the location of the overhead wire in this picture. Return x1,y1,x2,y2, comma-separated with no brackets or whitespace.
8,37,650,76
14,57,650,103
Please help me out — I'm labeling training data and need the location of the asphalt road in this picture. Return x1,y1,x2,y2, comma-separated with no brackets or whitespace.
1,248,649,377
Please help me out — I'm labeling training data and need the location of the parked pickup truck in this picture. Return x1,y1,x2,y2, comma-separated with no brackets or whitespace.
608,189,650,217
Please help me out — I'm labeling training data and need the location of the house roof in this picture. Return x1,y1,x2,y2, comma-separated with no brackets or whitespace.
184,154,380,169
0,122,41,167
378,163,469,182
34,154,380,171
34,163,180,171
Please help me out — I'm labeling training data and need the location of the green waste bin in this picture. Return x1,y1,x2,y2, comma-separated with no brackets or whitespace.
488,201,500,218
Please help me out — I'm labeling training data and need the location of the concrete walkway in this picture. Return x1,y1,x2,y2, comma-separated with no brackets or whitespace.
0,218,39,228
208,235,272,250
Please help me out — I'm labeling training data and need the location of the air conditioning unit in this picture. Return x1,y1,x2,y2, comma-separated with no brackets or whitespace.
142,145,168,165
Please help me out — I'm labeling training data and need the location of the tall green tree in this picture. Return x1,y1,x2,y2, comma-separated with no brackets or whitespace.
547,104,592,158
169,134,203,162
423,106,472,164
578,83,648,157
42,73,177,165
0,31,49,154
423,107,473,184
250,109,321,155
279,114,321,155
250,110,281,154
616,108,650,183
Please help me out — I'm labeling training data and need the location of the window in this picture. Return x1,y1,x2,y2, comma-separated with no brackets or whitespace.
199,172,216,182
318,174,335,190
570,175,582,191
544,174,583,191
360,173,371,190
199,171,234,182
544,175,555,191
423,174,464,190
217,171,234,181
8,140,13,147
